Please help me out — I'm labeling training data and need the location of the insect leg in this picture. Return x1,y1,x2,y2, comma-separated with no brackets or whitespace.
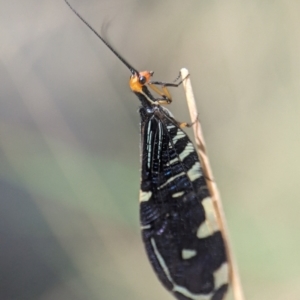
148,84,173,104
148,72,190,105
150,72,190,88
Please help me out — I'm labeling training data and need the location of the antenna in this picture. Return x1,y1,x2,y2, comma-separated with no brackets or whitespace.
64,0,139,75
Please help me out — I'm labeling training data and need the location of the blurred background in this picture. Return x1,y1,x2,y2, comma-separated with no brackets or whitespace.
1,0,300,299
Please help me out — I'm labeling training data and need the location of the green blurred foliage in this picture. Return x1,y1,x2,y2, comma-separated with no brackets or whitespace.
1,0,300,299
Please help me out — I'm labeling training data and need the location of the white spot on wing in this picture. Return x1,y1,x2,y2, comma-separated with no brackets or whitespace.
182,249,197,259
141,224,151,230
172,191,184,198
157,172,185,190
167,157,179,166
167,124,176,130
197,221,211,239
139,190,152,202
187,161,202,181
197,197,220,238
179,142,194,161
172,286,212,300
146,123,153,169
172,130,185,144
214,263,229,290
150,238,172,281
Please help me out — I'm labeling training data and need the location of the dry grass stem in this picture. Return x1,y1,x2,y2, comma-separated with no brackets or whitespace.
180,68,245,300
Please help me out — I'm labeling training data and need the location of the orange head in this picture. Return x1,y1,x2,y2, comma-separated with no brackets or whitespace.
129,71,154,93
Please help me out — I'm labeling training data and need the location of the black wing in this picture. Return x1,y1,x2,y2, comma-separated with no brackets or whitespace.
139,106,228,300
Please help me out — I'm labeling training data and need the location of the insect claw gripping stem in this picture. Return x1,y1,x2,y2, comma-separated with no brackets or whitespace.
179,114,199,128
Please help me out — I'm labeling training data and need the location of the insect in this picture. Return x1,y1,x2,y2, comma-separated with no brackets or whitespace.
64,1,229,299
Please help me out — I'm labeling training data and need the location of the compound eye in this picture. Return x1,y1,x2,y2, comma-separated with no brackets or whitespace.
139,76,146,84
